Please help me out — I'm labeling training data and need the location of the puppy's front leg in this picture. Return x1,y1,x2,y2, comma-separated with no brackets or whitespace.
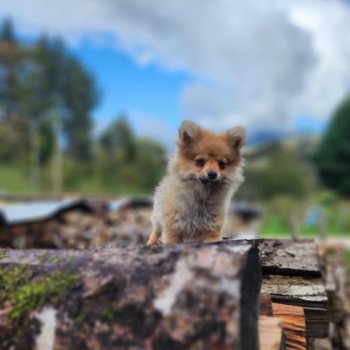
202,231,222,243
146,224,161,245
162,229,184,244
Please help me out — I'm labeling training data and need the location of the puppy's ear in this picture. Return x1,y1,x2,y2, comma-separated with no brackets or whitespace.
178,120,201,144
226,126,246,150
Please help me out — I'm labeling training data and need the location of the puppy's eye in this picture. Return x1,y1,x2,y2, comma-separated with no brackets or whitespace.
218,161,226,169
196,159,205,166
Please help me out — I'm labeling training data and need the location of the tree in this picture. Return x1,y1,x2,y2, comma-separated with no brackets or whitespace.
0,18,21,119
314,96,350,196
134,138,166,190
61,54,98,162
99,116,136,161
97,116,166,191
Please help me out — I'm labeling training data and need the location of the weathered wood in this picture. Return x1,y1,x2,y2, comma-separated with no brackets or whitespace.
255,240,321,277
229,239,322,277
259,315,285,350
260,293,273,316
322,244,350,349
304,307,329,338
272,303,307,350
314,338,332,350
0,243,261,350
261,275,328,309
262,275,328,340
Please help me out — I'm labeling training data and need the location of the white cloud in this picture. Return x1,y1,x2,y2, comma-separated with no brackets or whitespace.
128,111,177,150
1,0,350,135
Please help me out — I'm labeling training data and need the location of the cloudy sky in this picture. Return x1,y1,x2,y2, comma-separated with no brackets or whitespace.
1,0,350,147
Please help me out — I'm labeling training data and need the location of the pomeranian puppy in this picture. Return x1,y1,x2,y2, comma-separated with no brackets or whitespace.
147,120,245,245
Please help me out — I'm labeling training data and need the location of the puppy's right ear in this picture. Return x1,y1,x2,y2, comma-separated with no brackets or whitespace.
178,120,201,144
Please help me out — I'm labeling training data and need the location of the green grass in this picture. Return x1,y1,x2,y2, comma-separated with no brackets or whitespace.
0,166,32,193
0,165,151,196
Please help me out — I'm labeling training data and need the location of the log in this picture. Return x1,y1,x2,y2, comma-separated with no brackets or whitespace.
272,303,307,350
259,315,285,350
0,243,261,350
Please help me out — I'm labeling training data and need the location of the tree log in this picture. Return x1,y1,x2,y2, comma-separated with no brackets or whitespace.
0,243,261,350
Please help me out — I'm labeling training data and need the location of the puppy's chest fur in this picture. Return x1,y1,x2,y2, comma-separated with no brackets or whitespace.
177,193,223,239
157,176,230,240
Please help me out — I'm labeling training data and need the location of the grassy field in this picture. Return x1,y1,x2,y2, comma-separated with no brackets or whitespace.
0,166,33,194
0,166,151,196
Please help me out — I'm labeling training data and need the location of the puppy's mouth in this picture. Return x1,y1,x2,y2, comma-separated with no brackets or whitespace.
199,178,221,185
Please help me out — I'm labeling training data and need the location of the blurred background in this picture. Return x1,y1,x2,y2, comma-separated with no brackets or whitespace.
0,0,349,252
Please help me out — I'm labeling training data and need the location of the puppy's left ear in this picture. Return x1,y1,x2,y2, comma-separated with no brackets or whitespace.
178,120,201,144
226,126,246,150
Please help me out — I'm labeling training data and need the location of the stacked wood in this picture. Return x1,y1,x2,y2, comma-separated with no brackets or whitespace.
240,239,330,350
0,198,153,249
321,244,350,349
0,242,261,350
272,303,307,350
259,315,285,350
0,236,346,349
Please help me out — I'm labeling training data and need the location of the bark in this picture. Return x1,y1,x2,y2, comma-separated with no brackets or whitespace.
0,242,261,350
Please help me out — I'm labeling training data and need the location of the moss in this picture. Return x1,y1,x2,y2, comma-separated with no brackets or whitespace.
0,264,77,320
9,270,77,320
38,253,75,264
0,265,77,349
0,264,28,304
145,245,162,254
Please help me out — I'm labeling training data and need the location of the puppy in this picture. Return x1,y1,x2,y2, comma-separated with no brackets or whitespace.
147,120,245,245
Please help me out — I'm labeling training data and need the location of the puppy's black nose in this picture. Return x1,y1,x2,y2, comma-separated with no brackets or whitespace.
207,171,217,180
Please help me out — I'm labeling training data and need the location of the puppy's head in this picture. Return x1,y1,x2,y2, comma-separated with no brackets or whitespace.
174,120,245,184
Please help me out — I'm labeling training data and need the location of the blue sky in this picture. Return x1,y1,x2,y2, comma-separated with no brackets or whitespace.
71,40,187,137
2,0,350,148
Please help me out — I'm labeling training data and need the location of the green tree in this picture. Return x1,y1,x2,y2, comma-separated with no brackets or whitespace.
0,18,21,119
238,146,310,200
62,54,98,162
260,148,309,199
314,96,350,196
97,116,166,191
100,116,136,161
134,138,166,190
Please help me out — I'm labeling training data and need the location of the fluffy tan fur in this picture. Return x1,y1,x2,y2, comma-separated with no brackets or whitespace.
147,120,245,245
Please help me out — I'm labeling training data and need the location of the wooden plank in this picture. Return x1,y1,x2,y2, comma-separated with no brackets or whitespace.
260,293,273,316
262,275,328,340
256,240,321,277
261,275,328,308
304,307,329,338
272,302,307,350
259,315,285,350
228,239,322,277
